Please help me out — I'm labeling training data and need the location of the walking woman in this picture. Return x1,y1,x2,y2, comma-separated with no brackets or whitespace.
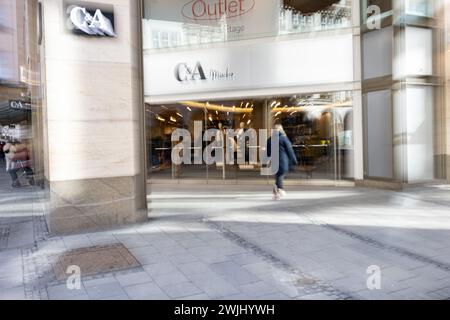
267,124,298,200
3,140,34,188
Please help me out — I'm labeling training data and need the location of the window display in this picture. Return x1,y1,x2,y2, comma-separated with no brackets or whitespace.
146,92,354,183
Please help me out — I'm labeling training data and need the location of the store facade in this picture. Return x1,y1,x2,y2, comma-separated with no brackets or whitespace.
143,0,361,185
4,0,449,234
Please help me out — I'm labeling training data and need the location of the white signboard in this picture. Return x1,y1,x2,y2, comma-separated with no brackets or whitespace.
144,34,354,99
144,0,280,40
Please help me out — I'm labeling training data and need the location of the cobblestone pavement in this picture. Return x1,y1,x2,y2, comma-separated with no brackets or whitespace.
1,175,450,300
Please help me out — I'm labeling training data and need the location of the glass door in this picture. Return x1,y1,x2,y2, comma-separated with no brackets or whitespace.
270,92,354,182
146,103,208,181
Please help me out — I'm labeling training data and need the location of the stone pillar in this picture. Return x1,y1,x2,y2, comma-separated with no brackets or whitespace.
41,0,147,234
445,0,450,182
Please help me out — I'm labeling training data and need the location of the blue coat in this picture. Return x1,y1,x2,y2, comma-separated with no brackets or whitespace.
267,133,298,175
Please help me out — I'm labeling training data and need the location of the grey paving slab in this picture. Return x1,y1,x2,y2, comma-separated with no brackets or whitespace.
238,281,280,298
132,252,168,266
114,234,150,249
152,270,190,287
210,261,261,286
143,261,179,277
177,261,213,276
161,281,204,299
186,273,241,299
0,286,26,300
115,271,153,287
123,282,169,300
228,253,262,266
129,245,160,259
3,182,450,300
299,293,336,300
84,280,126,300
47,284,88,300
100,294,130,300
167,252,200,265
87,233,118,246
177,294,211,300
0,276,24,290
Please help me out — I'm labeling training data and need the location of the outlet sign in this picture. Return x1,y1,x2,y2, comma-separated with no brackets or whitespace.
145,0,279,40
181,0,256,21
64,1,116,37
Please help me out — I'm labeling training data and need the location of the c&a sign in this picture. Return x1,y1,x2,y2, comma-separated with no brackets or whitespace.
64,1,116,37
182,0,256,21
175,62,234,83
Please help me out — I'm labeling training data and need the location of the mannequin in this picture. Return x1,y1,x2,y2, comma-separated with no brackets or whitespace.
215,122,225,172
236,121,251,165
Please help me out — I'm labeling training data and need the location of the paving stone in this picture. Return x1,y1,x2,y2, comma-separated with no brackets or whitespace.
129,245,160,259
84,280,126,299
114,234,150,249
47,284,88,300
186,273,240,299
4,183,450,300
0,286,26,300
152,270,189,287
135,252,169,266
228,253,262,266
238,281,280,298
0,276,24,290
210,261,261,286
115,271,153,287
100,294,130,300
177,261,212,276
144,261,179,277
124,282,168,300
299,292,335,300
167,252,199,265
177,294,211,300
161,281,203,299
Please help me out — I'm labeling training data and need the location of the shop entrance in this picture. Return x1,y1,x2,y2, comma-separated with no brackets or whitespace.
145,91,354,184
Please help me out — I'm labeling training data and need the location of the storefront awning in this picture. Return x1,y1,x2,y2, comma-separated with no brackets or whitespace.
0,100,31,126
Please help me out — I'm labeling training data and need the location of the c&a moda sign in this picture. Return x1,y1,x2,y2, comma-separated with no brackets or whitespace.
182,0,256,21
175,62,234,82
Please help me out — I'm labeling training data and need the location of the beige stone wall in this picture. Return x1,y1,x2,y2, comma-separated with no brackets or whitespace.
41,0,147,234
42,0,142,181
446,0,450,181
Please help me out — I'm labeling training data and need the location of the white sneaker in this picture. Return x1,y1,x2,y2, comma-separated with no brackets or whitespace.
272,185,280,201
278,189,287,198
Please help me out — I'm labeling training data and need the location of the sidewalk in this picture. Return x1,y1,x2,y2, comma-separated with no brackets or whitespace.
1,175,450,300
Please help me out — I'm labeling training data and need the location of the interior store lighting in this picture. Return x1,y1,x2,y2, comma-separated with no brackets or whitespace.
180,101,253,114
271,101,352,113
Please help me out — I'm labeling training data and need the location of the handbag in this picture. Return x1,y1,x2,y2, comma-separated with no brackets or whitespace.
11,150,29,161
10,159,32,170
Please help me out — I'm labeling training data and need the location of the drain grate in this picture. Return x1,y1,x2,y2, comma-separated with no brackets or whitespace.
51,244,141,281
0,226,10,250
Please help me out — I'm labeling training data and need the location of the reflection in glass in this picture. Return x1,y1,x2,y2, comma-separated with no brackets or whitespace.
146,92,354,182
271,92,354,181
143,0,353,50
405,0,434,17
